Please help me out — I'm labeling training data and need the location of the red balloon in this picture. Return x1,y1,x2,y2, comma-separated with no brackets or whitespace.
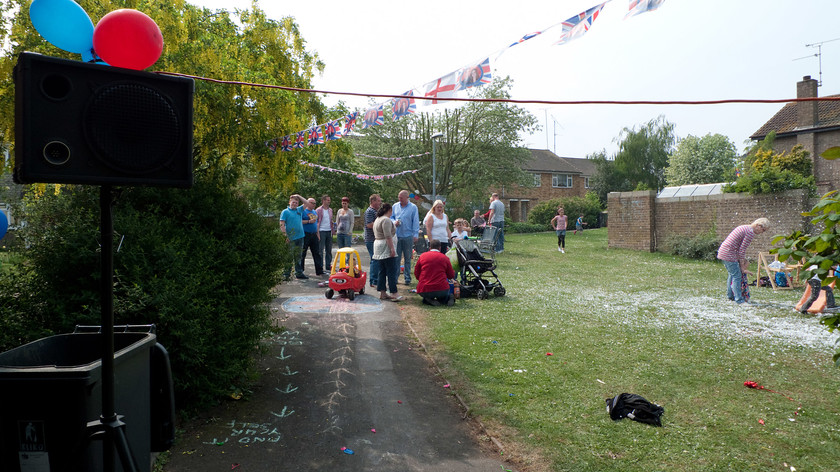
93,9,163,70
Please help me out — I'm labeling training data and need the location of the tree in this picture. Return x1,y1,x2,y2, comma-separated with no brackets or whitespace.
665,133,737,186
0,0,326,194
351,77,539,207
589,150,631,206
614,116,676,191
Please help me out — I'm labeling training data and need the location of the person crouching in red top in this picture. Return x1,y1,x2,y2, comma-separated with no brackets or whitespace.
414,239,456,306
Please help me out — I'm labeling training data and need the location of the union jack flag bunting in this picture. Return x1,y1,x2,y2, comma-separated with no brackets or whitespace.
343,112,358,135
308,125,324,146
626,0,666,19
391,91,416,121
325,120,342,141
361,105,384,129
456,58,491,91
280,135,293,152
293,131,306,149
554,2,606,45
422,71,459,105
266,138,278,152
508,31,543,48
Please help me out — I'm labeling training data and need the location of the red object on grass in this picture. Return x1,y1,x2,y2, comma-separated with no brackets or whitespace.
744,380,802,415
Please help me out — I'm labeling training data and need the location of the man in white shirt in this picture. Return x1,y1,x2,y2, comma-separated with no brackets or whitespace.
487,193,505,253
316,195,335,273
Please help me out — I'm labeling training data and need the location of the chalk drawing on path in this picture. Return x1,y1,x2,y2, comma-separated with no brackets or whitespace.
281,295,383,314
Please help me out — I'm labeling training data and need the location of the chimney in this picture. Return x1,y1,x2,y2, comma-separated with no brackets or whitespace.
797,75,819,128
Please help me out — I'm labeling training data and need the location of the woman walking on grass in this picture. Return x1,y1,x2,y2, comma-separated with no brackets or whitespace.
550,207,568,253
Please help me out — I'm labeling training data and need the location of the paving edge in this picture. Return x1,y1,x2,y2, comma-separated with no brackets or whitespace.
402,317,507,455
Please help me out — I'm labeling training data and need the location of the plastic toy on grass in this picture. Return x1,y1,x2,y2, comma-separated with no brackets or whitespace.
325,247,367,300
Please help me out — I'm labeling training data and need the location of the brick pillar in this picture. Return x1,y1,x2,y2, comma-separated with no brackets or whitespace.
607,190,656,252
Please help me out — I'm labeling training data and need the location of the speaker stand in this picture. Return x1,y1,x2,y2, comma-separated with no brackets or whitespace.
84,185,139,472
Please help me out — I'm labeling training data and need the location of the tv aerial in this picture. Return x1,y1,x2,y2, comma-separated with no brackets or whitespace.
793,37,840,87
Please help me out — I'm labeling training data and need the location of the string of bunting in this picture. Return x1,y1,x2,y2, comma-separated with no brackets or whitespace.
298,160,418,181
355,151,430,161
263,0,668,155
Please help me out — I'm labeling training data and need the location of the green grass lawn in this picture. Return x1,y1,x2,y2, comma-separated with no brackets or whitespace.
414,228,840,472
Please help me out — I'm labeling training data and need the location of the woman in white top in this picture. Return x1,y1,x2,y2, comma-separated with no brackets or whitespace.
372,203,402,301
424,199,452,253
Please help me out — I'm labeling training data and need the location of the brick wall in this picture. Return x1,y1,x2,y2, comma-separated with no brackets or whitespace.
608,189,812,260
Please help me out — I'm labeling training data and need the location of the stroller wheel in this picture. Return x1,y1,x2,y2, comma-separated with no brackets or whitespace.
347,289,355,301
494,286,506,297
325,289,334,299
476,289,488,300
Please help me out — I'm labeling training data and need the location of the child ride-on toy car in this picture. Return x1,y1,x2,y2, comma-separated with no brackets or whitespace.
325,247,367,300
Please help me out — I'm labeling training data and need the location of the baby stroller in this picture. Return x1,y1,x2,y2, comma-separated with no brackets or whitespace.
454,239,505,300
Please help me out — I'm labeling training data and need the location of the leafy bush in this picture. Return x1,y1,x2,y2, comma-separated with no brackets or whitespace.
663,229,720,261
724,167,815,195
726,144,816,195
4,181,288,410
527,194,603,229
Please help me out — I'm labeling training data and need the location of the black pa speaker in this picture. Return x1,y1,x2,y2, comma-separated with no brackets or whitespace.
14,52,194,187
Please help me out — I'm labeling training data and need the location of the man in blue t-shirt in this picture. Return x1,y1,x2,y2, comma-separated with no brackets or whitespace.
392,190,420,285
300,197,322,276
280,194,308,279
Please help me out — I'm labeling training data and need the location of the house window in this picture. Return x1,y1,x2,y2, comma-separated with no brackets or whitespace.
584,177,590,189
552,173,572,188
533,173,541,187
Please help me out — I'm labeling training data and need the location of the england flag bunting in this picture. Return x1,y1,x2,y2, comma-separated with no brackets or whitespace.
422,70,459,105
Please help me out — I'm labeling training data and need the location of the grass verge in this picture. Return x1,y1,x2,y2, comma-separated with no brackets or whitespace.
405,228,840,472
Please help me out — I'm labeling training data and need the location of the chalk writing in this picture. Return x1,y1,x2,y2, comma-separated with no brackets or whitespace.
276,346,292,360
275,384,298,394
271,330,303,346
203,421,283,445
270,407,295,418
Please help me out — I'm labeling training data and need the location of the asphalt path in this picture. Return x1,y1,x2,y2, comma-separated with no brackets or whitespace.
163,245,512,471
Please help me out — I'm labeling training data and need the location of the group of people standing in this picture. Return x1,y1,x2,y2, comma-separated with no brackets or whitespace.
279,194,357,280
280,189,509,305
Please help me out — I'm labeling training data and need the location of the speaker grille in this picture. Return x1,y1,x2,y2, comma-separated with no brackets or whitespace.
84,82,182,174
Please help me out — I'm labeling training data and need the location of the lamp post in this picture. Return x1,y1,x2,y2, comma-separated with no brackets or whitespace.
431,132,444,202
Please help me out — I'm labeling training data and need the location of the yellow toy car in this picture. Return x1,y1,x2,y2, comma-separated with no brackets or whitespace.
325,247,368,300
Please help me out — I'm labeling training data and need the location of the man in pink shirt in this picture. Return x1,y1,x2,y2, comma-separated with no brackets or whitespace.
717,218,770,304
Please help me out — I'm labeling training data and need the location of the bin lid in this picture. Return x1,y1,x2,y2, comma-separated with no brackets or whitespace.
0,332,155,374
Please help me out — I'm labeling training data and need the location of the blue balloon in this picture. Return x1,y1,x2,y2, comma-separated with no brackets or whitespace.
0,210,8,241
30,0,94,54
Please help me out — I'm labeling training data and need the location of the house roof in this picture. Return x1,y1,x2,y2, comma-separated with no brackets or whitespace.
523,149,594,175
750,94,840,139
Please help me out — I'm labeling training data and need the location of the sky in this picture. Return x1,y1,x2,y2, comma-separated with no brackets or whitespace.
189,0,840,158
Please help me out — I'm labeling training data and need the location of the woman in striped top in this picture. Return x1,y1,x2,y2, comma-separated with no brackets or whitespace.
717,218,770,304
